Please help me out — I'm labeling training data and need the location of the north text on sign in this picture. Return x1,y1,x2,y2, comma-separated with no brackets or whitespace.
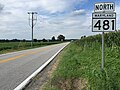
95,3,114,12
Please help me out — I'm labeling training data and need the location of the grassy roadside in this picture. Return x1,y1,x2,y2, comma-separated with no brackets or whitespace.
42,41,120,90
0,42,62,54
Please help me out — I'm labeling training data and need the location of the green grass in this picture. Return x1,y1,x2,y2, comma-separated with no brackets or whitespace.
43,42,120,90
0,41,61,54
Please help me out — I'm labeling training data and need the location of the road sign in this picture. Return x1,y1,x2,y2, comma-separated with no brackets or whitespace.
92,2,116,70
92,12,116,32
94,2,115,12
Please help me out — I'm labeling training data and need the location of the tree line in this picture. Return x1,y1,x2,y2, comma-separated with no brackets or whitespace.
0,34,66,42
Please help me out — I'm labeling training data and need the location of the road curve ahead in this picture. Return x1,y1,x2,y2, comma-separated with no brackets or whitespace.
0,42,69,90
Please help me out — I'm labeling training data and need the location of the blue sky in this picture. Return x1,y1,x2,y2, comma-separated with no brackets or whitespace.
0,0,120,39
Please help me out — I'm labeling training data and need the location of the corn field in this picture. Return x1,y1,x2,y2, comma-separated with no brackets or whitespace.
76,30,120,48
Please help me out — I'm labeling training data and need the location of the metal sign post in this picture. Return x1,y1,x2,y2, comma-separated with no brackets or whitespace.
92,2,116,70
102,32,104,69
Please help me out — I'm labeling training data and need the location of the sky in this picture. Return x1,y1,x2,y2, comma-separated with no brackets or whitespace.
0,0,120,40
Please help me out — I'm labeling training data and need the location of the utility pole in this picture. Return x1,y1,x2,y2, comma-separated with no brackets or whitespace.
28,12,37,47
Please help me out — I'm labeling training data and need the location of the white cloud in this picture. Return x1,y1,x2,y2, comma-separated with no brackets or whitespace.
38,0,67,13
115,4,120,29
0,3,4,12
70,9,86,16
2,0,118,39
34,9,93,39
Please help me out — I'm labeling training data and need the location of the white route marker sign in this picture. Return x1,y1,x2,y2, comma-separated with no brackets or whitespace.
92,2,116,32
92,13,116,32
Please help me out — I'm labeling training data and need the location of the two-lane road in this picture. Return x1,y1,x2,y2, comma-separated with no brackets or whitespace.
0,42,69,90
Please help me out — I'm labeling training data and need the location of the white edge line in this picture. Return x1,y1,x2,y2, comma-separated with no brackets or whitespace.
14,42,70,90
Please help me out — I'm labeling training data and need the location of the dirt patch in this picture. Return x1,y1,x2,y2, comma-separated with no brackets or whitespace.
52,77,88,90
39,55,62,90
48,57,61,78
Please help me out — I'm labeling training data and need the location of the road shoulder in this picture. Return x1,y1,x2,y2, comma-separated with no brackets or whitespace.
24,47,63,90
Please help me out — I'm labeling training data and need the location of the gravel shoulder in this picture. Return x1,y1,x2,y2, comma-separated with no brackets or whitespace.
24,50,61,90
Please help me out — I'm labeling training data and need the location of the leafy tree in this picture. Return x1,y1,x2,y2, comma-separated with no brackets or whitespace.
12,39,19,42
52,36,56,41
23,39,26,42
42,38,47,42
57,35,65,41
34,39,37,42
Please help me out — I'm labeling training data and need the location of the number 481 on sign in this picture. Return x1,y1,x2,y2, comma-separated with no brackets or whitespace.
92,19,116,32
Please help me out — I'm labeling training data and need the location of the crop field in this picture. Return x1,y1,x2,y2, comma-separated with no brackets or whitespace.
43,31,120,90
0,41,61,54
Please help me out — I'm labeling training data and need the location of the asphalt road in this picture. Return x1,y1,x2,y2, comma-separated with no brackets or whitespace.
0,42,69,90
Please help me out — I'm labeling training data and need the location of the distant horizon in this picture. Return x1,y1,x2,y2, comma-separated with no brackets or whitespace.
0,38,78,40
0,0,120,39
